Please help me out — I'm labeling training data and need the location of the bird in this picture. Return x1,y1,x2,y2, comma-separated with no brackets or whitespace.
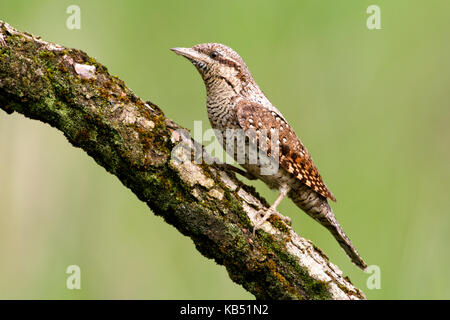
171,43,367,270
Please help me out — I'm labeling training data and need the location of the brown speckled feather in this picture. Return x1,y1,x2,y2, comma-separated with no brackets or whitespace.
172,43,366,269
235,100,336,202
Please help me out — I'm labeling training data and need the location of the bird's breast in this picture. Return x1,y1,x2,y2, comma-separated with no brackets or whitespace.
206,95,240,131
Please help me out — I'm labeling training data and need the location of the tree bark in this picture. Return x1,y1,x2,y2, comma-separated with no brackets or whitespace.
0,21,365,300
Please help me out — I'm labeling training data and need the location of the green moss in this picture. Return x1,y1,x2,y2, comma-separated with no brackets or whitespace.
257,232,333,300
39,50,54,60
225,191,252,227
268,215,290,234
241,184,270,208
0,47,11,58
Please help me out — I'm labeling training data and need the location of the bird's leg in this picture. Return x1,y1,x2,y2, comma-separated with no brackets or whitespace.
218,163,257,180
253,185,291,236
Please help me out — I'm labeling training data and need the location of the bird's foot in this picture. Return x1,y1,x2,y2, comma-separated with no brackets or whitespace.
252,207,292,236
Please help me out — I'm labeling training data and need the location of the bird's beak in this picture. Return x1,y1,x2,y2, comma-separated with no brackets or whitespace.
171,47,201,61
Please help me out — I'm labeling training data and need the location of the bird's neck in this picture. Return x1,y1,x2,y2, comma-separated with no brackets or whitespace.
203,74,272,129
204,74,238,97
203,76,239,130
204,74,264,103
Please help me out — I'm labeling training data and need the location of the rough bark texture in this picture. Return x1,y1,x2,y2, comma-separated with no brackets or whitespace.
0,21,365,300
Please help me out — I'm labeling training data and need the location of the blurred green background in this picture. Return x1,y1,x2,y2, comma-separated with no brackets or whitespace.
1,0,449,299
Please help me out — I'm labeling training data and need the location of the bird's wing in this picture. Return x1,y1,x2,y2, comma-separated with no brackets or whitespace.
235,100,336,201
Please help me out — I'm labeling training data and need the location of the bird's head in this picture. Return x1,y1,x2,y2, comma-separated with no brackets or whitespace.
171,43,252,89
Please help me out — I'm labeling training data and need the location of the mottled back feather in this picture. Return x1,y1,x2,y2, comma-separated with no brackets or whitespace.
235,100,336,202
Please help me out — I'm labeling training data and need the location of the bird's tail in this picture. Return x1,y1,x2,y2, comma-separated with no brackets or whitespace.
313,206,367,270
290,191,367,270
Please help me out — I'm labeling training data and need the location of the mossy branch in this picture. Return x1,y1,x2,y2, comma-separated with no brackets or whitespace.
0,21,365,300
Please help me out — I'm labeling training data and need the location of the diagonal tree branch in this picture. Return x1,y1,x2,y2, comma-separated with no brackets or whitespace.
0,21,365,300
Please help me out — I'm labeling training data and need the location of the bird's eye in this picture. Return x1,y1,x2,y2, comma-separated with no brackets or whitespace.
210,51,219,59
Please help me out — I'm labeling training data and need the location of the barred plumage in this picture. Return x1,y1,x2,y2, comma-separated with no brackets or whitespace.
172,43,366,270
235,100,336,202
